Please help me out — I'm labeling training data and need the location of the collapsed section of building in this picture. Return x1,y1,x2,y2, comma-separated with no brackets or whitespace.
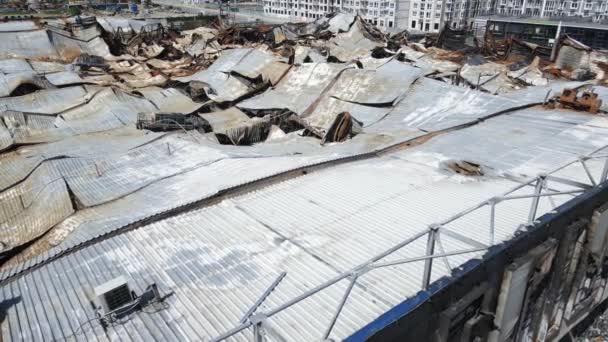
1,10,608,342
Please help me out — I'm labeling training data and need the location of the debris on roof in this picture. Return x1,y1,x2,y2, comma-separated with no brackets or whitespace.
0,10,607,342
545,87,603,113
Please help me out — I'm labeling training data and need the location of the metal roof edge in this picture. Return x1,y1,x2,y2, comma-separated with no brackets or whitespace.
346,181,608,341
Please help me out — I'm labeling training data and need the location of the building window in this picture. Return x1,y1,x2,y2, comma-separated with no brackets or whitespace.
434,23,439,29
413,3,417,8
571,2,578,8
425,22,430,31
389,21,393,27
413,11,417,15
411,20,416,28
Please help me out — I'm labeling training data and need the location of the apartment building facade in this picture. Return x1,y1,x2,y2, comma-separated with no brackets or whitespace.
262,0,408,30
262,0,492,31
495,0,608,21
263,0,608,31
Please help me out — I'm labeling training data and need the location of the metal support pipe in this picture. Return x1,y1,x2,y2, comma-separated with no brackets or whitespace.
528,176,545,224
422,227,437,290
543,89,552,105
434,233,452,272
580,158,597,186
545,174,593,190
322,275,358,340
501,189,585,201
441,228,488,249
489,200,496,245
210,144,608,342
439,201,488,226
264,229,429,318
253,321,263,342
601,158,608,183
372,248,487,269
241,272,286,324
95,162,102,177
543,180,558,209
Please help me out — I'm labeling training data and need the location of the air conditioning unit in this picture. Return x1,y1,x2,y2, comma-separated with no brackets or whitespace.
94,276,134,315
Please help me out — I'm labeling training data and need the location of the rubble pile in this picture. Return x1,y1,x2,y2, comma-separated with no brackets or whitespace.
0,12,607,148
0,11,607,264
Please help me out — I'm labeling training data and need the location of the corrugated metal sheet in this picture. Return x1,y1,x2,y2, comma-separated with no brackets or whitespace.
200,107,249,129
0,87,156,150
175,49,289,103
0,59,33,73
499,80,587,104
0,121,12,151
48,31,113,62
366,78,523,134
0,72,46,97
460,63,516,94
327,18,382,62
0,18,606,341
1,106,606,341
136,87,203,114
0,131,389,279
301,60,424,130
3,111,60,145
0,202,387,341
0,140,577,340
327,62,422,105
0,86,88,114
0,128,163,192
57,134,229,207
44,71,85,86
0,162,73,253
326,13,355,33
0,149,344,279
304,96,392,130
29,61,68,74
96,17,165,34
0,30,59,60
238,63,348,114
391,107,608,179
293,46,327,65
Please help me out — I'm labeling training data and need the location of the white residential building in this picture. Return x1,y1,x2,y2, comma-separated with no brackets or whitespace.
262,0,408,30
262,0,494,32
263,0,607,32
408,0,495,31
495,0,608,21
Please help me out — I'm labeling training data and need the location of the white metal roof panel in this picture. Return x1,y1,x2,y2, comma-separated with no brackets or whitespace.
0,30,59,60
0,86,88,114
366,78,525,134
136,87,203,114
0,59,33,73
0,162,73,253
238,63,348,114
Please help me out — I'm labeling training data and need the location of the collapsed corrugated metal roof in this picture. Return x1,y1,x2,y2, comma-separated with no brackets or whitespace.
175,48,290,103
327,16,385,62
3,103,608,340
0,12,607,342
